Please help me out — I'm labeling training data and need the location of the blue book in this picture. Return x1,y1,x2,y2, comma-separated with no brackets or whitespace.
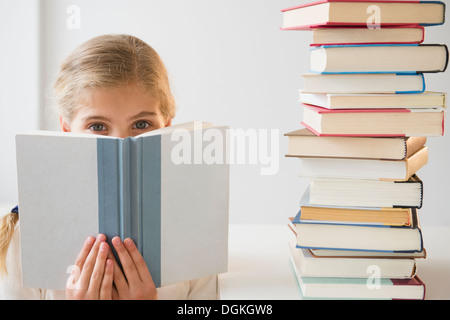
16,121,229,290
309,44,449,74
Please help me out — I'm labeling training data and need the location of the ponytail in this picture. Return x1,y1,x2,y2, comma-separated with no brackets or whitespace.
0,210,19,276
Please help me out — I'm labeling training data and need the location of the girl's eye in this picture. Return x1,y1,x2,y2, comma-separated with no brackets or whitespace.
133,120,150,130
89,123,107,132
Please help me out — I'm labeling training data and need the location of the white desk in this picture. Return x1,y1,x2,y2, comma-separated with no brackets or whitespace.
3,201,449,300
219,224,450,300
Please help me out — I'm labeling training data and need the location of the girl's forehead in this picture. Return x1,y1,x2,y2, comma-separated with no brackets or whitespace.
76,84,161,116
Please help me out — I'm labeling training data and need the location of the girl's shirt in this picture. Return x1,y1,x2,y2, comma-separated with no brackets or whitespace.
0,221,218,300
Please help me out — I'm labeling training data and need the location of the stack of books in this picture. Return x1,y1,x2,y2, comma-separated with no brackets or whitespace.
282,0,447,300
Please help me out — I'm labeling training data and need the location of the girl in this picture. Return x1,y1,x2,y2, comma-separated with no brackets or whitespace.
0,34,218,300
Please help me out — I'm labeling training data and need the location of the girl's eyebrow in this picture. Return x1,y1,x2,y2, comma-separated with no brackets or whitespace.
128,111,158,121
81,115,111,123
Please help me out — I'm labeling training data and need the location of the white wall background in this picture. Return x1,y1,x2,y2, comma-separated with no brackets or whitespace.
0,0,40,209
1,0,449,226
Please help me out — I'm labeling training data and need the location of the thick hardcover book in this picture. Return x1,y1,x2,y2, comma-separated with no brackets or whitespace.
309,248,426,258
307,175,424,209
299,91,447,110
297,146,428,181
301,73,426,94
291,207,423,253
310,26,425,46
298,186,417,226
285,128,427,160
288,238,417,279
301,104,445,137
281,0,446,30
309,44,449,74
288,218,427,259
289,254,426,300
16,121,230,290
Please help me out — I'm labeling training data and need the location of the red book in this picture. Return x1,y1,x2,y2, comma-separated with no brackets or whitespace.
391,276,426,300
301,104,445,137
309,25,425,46
281,0,446,30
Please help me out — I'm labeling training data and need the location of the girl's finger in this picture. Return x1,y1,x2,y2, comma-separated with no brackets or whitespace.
77,234,106,291
99,259,114,300
123,238,153,283
107,246,128,292
87,241,109,295
73,236,96,273
111,236,140,285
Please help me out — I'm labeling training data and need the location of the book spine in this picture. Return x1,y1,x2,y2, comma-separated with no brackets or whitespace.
121,139,131,241
129,137,143,252
97,138,122,251
140,135,162,287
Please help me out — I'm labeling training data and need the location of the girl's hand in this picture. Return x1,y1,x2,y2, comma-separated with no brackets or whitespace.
65,234,114,300
109,236,158,300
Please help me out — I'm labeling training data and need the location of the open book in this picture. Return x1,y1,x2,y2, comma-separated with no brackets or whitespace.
16,121,229,290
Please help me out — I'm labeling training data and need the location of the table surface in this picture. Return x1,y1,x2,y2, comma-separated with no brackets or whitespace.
3,204,449,300
219,224,450,300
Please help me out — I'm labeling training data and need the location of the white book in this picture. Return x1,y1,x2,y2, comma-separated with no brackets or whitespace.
308,175,423,208
301,73,426,94
299,91,447,110
16,121,230,290
298,147,428,182
302,73,426,94
288,238,416,279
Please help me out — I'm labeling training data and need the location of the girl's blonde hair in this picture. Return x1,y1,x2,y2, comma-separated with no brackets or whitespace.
0,34,175,275
55,34,176,123
0,212,18,276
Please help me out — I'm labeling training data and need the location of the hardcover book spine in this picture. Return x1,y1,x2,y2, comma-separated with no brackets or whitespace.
141,135,162,287
121,138,131,240
129,137,143,251
97,138,123,251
